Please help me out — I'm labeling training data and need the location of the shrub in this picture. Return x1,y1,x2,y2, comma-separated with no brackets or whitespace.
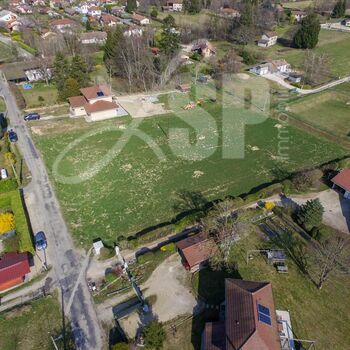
144,320,166,350
160,242,176,252
0,179,18,193
38,96,45,102
0,212,15,234
291,169,323,192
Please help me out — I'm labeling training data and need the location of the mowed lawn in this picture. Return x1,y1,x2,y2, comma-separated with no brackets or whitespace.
252,30,350,77
32,101,345,245
189,230,350,350
0,296,63,350
21,82,58,109
288,83,350,138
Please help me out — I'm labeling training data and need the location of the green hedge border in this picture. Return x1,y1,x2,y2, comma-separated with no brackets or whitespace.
0,190,34,254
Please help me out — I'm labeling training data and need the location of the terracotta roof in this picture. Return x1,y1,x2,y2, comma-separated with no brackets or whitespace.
0,252,30,285
331,169,350,192
132,13,147,21
80,84,112,100
101,14,118,22
69,96,87,108
84,100,117,114
225,279,280,350
222,8,240,13
50,18,76,27
203,322,226,350
176,233,217,269
81,31,107,41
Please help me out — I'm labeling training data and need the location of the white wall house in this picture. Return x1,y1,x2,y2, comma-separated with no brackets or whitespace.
258,32,278,47
0,10,18,23
88,6,101,17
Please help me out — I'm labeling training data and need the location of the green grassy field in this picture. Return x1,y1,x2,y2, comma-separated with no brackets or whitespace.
191,225,350,350
250,30,350,77
282,0,314,9
32,92,345,246
0,42,14,63
21,83,58,109
287,83,350,139
0,296,64,350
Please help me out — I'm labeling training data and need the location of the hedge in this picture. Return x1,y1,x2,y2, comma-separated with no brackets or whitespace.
0,178,18,193
0,191,34,254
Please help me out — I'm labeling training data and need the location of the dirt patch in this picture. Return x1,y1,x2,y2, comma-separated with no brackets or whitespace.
5,304,32,319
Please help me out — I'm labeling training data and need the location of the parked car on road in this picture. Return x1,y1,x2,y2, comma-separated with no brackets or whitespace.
8,130,17,142
35,231,47,251
0,168,8,179
24,112,40,121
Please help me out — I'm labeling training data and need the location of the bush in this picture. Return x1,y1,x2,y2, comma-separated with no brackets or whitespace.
0,212,15,234
282,179,293,195
0,179,18,193
38,96,45,102
291,169,323,192
160,242,176,252
173,212,203,232
144,320,166,350
240,49,258,65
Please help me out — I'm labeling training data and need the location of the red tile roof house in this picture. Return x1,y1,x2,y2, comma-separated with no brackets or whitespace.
331,169,350,199
175,232,217,272
49,18,78,33
100,14,119,27
132,13,150,26
68,84,126,122
0,252,30,292
203,279,282,350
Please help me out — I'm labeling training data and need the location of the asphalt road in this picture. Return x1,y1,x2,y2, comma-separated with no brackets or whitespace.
0,76,105,349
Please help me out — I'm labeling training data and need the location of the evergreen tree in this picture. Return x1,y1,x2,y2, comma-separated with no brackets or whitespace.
332,0,346,18
70,55,89,87
293,13,320,49
159,15,179,57
183,0,201,14
144,320,166,350
296,199,324,231
103,27,123,63
85,20,92,31
59,78,80,101
150,8,158,18
54,52,69,93
126,0,137,13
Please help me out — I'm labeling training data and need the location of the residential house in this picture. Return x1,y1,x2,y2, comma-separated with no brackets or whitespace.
15,4,33,14
175,232,217,271
203,279,282,350
0,10,18,23
220,7,241,18
64,7,76,16
68,84,126,122
331,169,350,199
0,252,30,291
163,0,183,11
132,13,150,26
50,18,78,33
258,31,278,47
341,18,350,27
3,59,53,83
88,6,101,17
111,6,124,16
292,10,307,22
250,59,290,76
191,40,216,58
81,31,107,44
123,25,143,37
76,3,89,15
100,13,118,27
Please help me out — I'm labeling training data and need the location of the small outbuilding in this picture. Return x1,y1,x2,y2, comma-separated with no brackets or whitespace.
331,169,350,199
176,232,217,272
93,239,104,255
177,83,191,93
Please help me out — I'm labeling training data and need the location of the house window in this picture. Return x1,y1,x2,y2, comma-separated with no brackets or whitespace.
257,303,272,326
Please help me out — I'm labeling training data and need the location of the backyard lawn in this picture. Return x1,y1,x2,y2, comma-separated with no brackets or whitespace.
249,30,350,78
191,220,350,350
0,42,14,64
21,83,58,109
287,82,350,139
31,90,345,246
0,296,64,350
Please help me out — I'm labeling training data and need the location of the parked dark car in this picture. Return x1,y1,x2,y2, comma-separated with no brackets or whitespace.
35,231,47,251
24,112,40,121
8,129,18,142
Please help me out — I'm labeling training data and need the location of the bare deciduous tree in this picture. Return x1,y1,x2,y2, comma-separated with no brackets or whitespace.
313,236,350,289
303,50,332,85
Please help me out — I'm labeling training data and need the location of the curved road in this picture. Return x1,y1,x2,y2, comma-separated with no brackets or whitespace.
0,76,105,349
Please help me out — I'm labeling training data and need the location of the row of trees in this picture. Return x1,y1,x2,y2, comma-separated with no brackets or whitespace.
103,15,180,91
54,53,89,101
